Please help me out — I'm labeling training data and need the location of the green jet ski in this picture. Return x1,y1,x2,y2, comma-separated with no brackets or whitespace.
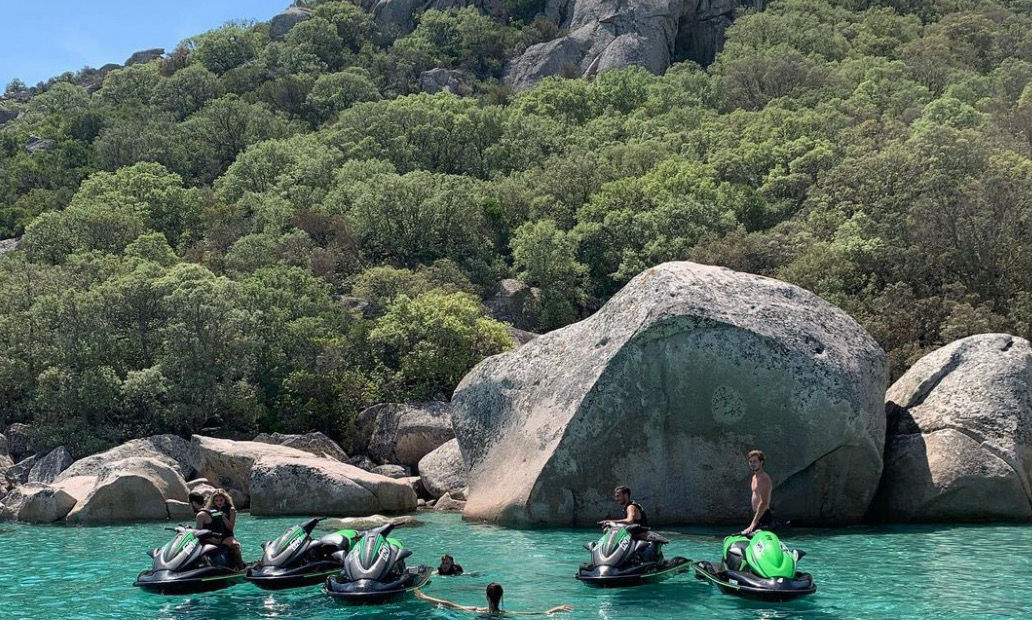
693,530,816,602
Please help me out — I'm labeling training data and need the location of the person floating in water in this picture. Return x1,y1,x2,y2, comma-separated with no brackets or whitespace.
599,485,648,528
741,449,773,535
438,554,464,576
195,488,245,569
415,582,572,615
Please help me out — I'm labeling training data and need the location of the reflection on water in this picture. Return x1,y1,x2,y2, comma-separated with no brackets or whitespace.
1,512,1029,619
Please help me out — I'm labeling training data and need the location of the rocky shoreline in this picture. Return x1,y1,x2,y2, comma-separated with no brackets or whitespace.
2,262,1030,526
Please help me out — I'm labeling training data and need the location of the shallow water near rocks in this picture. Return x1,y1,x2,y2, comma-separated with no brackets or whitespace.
2,512,1029,619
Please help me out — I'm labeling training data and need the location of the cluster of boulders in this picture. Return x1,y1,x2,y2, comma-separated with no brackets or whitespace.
0,403,469,524
451,262,1032,526
5,261,1029,527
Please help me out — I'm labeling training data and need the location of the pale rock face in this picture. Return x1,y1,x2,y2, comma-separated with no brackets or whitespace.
253,432,349,462
873,334,1032,521
58,435,198,481
417,439,468,499
249,454,417,516
191,436,318,508
64,457,190,524
453,262,888,527
0,484,77,523
363,402,455,467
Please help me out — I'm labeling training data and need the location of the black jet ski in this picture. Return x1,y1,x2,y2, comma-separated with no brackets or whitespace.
246,517,360,590
576,523,690,588
133,526,246,595
693,530,816,602
324,522,431,604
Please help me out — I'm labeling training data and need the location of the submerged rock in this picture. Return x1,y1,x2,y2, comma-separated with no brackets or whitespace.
249,455,417,516
453,262,888,527
417,439,468,499
873,334,1032,521
316,514,421,531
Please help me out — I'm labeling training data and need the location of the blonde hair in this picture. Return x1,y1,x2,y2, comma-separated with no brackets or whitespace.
204,488,236,512
747,450,766,462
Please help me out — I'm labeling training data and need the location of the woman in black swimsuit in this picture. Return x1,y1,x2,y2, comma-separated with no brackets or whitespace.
196,489,244,569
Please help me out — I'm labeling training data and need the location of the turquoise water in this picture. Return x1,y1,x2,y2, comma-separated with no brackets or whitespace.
1,512,1029,619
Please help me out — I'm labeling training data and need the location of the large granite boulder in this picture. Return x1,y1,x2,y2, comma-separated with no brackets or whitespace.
364,402,455,467
253,432,349,461
485,279,540,331
0,483,76,523
417,438,468,499
249,454,417,516
27,447,72,484
269,6,313,40
191,436,319,507
5,423,33,461
59,435,197,481
0,238,19,259
65,457,189,523
504,0,763,91
453,262,888,527
873,334,1032,522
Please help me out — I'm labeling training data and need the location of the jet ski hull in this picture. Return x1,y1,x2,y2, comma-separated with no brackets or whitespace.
246,561,342,590
325,566,432,604
576,556,690,588
133,567,246,595
693,561,816,602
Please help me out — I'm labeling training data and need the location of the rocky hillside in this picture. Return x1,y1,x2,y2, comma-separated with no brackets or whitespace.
1,0,1031,462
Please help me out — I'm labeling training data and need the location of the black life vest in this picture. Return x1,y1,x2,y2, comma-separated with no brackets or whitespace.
630,501,649,527
204,509,233,537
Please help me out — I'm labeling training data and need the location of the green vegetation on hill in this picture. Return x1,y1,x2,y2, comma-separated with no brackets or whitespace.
1,0,1031,455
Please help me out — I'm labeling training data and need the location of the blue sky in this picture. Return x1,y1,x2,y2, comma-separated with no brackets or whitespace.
0,1,289,88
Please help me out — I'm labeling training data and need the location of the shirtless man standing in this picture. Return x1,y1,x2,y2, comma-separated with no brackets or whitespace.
741,449,773,535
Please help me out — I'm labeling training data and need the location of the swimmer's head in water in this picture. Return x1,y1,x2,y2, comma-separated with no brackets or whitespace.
486,582,503,611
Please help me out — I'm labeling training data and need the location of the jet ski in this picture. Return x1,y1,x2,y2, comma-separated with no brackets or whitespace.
246,517,359,590
133,526,246,595
576,523,690,587
693,530,816,602
324,522,430,604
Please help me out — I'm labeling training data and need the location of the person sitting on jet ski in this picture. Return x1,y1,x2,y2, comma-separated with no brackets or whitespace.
195,489,245,569
188,491,207,514
437,554,464,576
741,449,774,535
599,485,648,528
415,582,573,615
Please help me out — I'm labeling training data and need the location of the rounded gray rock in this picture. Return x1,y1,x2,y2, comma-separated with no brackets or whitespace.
453,262,888,527
872,334,1032,521
417,439,468,499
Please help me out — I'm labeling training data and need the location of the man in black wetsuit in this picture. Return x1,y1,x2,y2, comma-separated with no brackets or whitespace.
600,485,649,528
